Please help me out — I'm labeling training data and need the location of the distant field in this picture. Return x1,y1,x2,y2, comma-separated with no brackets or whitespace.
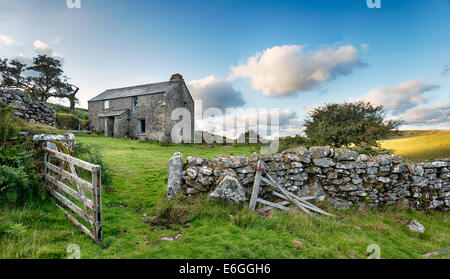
380,130,450,161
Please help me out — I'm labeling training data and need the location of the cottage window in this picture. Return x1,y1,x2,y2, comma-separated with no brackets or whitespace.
138,119,146,133
132,96,138,110
104,100,110,109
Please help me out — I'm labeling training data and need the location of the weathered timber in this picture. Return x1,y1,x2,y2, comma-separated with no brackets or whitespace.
264,171,317,218
43,147,102,243
91,168,102,243
45,174,94,209
48,187,93,224
272,191,334,217
249,160,263,210
43,147,100,172
260,201,291,212
45,162,94,192
56,204,95,241
256,198,290,211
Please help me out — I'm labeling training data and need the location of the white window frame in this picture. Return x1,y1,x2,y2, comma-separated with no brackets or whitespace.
104,100,110,109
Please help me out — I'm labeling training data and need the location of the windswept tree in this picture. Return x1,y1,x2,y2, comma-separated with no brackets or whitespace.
304,101,400,149
0,55,79,113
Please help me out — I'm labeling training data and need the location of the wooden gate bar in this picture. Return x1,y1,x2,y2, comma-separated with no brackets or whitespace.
43,147,102,243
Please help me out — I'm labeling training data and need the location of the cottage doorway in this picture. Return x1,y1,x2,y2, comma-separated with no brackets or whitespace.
105,117,115,137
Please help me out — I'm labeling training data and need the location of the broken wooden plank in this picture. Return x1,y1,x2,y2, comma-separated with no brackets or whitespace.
272,191,334,217
423,246,450,258
249,160,263,210
264,171,317,219
256,198,290,211
261,177,316,202
286,191,335,217
260,201,291,212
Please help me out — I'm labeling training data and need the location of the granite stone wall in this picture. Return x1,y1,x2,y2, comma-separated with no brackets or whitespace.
0,89,55,126
168,146,450,211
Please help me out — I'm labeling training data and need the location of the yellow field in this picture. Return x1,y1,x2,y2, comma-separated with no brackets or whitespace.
380,130,450,161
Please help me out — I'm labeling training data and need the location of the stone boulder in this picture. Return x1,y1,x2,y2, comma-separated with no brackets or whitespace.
168,152,183,200
299,180,325,201
329,198,353,210
407,220,425,233
334,148,359,161
209,175,247,203
309,146,332,159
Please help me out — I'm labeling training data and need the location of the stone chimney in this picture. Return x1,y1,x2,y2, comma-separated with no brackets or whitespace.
170,73,183,83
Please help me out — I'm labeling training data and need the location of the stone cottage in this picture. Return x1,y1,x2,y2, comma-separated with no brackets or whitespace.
88,74,194,142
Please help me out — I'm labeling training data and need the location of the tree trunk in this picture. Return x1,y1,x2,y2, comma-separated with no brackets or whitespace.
69,96,75,115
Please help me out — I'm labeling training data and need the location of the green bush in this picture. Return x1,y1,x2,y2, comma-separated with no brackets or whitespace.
74,143,111,186
0,102,46,205
49,103,88,120
304,101,400,149
55,113,88,130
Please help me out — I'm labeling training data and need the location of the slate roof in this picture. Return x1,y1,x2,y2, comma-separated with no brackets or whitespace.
89,81,177,102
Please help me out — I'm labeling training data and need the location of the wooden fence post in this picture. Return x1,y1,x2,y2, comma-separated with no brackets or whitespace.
91,166,102,243
249,160,263,210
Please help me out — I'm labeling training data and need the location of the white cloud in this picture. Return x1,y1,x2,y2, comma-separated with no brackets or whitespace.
357,80,439,115
33,40,64,60
228,44,365,96
398,102,450,125
0,33,21,46
196,108,299,140
188,75,245,111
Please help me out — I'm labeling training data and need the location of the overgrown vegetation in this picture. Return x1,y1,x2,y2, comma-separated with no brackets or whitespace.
55,113,88,130
1,135,448,259
304,101,400,149
0,103,46,205
50,103,88,121
74,142,112,186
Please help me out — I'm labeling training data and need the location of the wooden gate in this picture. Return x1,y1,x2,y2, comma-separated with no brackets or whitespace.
42,147,102,243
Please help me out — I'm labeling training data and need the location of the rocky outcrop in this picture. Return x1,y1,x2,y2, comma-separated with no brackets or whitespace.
0,89,55,126
167,147,450,211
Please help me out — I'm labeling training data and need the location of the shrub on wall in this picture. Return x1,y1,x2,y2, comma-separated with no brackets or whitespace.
49,103,88,121
55,113,88,130
0,102,46,205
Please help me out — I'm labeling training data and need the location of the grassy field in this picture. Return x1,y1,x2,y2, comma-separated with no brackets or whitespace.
380,130,450,161
1,134,450,259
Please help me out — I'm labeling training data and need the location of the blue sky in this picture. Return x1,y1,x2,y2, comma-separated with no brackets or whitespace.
0,0,449,135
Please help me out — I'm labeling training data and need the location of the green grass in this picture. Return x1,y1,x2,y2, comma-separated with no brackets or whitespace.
1,135,449,259
380,130,450,161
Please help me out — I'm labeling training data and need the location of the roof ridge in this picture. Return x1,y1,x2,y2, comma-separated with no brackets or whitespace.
105,80,172,92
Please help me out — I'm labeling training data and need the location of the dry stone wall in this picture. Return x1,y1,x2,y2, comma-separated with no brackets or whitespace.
168,146,450,211
0,89,55,126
